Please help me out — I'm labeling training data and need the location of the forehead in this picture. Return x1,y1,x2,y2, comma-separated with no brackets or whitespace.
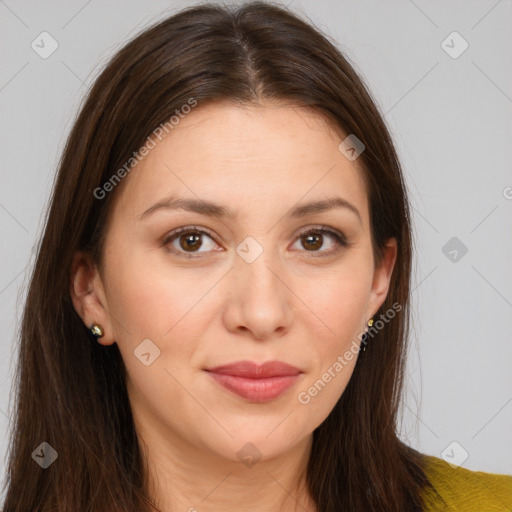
111,101,369,226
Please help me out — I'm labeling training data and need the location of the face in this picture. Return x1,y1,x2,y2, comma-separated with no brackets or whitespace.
72,101,396,465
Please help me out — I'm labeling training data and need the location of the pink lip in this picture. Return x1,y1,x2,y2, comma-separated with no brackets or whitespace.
205,360,303,402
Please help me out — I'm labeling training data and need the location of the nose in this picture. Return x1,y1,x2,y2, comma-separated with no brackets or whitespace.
222,248,293,341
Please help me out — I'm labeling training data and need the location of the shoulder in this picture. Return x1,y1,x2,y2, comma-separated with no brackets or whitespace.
421,455,512,511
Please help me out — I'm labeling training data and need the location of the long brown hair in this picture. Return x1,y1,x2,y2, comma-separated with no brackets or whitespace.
2,2,432,510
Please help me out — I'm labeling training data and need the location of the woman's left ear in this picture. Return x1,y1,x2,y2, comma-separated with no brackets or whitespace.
69,250,116,346
367,238,398,316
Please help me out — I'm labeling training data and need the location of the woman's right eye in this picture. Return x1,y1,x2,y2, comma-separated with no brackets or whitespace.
163,226,222,258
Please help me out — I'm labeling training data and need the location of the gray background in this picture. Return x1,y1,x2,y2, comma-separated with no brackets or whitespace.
1,0,511,494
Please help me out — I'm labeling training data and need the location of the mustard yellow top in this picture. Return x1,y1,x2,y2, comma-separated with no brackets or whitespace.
422,455,512,511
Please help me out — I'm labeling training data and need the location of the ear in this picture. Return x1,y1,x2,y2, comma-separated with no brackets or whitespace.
367,237,398,318
70,251,116,346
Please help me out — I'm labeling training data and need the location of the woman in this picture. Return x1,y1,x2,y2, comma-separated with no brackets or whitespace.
2,2,511,511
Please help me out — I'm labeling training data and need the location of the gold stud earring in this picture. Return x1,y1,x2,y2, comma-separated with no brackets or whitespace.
89,323,104,338
361,317,374,352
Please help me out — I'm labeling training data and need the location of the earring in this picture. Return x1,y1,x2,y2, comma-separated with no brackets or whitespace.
361,317,374,352
89,323,104,338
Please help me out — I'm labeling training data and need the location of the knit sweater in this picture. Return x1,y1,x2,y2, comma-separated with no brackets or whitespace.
422,455,512,511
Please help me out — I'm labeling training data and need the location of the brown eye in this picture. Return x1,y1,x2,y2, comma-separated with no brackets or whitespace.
293,226,347,256
178,232,202,252
164,226,221,257
301,232,323,251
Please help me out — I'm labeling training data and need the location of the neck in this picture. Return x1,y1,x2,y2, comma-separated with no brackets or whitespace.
137,420,317,512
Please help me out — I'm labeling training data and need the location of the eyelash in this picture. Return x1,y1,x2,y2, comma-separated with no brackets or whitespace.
162,225,348,259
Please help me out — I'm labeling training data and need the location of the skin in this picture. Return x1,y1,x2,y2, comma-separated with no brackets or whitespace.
71,101,397,512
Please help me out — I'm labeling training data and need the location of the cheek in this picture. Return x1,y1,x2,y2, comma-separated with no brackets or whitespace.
102,251,216,415
104,247,218,339
293,260,373,414
301,256,374,339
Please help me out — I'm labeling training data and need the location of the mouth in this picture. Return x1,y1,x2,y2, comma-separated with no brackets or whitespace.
204,360,303,403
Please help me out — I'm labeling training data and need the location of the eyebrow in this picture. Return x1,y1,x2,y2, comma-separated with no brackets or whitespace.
138,194,362,224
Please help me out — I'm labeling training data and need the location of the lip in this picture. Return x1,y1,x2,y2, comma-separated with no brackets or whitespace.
205,360,303,402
